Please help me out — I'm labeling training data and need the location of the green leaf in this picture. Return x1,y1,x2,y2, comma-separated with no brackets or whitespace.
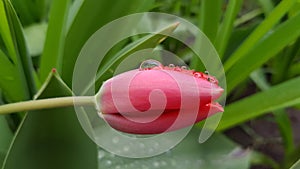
214,0,243,59
290,158,300,169
23,22,47,57
2,71,97,169
98,130,250,169
0,92,13,167
0,50,25,102
217,76,300,131
190,0,222,70
39,0,71,82
0,0,36,99
224,0,297,72
251,69,294,156
199,0,222,42
10,0,50,26
0,116,12,167
62,0,154,86
257,0,274,15
226,11,300,93
81,22,179,95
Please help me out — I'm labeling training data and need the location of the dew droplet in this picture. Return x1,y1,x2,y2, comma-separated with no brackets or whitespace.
139,143,145,148
123,146,130,152
105,160,112,166
153,161,160,168
168,64,175,69
112,137,119,144
181,66,187,70
193,72,202,78
98,150,106,159
204,70,209,75
139,59,163,70
154,142,159,149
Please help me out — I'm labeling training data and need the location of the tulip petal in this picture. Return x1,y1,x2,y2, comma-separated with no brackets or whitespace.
102,102,223,134
98,69,223,114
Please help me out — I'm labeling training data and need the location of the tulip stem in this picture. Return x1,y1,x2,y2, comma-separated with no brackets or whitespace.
0,96,96,115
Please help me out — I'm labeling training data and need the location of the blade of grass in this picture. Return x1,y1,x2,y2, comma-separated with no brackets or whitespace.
224,0,297,72
217,76,300,131
215,0,243,59
39,0,71,82
226,11,300,93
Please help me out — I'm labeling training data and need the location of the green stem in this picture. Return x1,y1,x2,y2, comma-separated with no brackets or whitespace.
0,96,96,115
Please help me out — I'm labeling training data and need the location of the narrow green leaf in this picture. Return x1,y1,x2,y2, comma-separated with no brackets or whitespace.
224,0,297,72
226,12,300,93
0,0,17,63
190,0,222,70
23,22,47,56
2,71,97,169
62,0,155,86
10,0,50,26
39,0,71,82
199,0,222,42
289,158,300,169
217,76,300,131
0,0,37,98
257,0,274,15
0,116,13,167
0,92,13,167
215,0,243,59
251,69,294,156
0,50,25,101
66,0,84,32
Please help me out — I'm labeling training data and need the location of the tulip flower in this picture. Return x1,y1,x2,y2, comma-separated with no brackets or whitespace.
96,60,224,134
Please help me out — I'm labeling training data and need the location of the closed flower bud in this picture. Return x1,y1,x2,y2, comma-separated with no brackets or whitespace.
96,60,224,134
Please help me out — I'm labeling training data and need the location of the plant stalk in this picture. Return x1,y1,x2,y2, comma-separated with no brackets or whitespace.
0,96,96,115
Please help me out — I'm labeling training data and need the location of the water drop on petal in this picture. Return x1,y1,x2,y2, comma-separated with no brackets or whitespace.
168,64,175,69
139,59,163,70
181,66,187,70
193,72,202,78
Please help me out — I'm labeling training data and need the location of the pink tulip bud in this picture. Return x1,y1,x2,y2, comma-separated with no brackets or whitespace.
96,60,224,134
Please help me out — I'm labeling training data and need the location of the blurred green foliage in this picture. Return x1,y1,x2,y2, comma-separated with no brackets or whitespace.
0,0,300,168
